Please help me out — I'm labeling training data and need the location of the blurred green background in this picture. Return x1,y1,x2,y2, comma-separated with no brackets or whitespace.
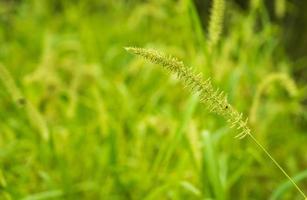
0,0,306,199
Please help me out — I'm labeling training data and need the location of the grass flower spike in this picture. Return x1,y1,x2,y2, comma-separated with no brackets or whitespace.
125,47,307,199
0,64,49,141
125,47,250,139
208,0,225,48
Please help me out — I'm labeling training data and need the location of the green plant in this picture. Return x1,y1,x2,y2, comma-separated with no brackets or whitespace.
249,72,298,125
0,64,49,141
275,0,286,18
125,47,307,199
208,0,225,48
1,0,306,199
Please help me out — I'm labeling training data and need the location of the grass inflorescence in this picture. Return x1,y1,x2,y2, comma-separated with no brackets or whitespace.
125,47,250,139
125,47,307,199
1,0,307,199
208,0,225,48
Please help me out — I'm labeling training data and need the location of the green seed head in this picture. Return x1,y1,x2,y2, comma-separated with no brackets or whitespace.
125,47,250,139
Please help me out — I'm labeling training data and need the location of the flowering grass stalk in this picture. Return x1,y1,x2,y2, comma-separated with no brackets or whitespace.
125,47,307,199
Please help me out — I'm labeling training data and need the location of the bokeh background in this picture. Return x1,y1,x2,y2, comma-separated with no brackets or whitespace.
0,0,306,199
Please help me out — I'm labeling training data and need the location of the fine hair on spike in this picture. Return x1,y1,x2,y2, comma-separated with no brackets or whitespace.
125,47,307,199
125,47,249,139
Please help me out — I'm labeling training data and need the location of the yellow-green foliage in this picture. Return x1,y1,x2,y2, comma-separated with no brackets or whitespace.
1,1,307,199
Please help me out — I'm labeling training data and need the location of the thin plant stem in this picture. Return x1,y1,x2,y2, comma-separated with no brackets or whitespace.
247,133,307,199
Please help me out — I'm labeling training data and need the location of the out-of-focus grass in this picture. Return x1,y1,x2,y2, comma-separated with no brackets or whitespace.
0,0,306,199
